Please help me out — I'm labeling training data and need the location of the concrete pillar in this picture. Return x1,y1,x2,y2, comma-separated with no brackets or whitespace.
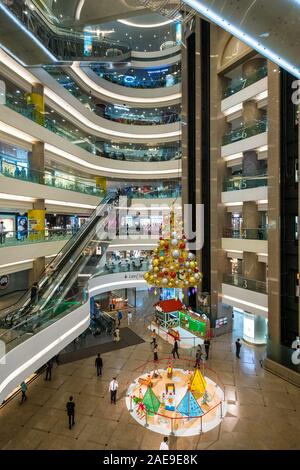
243,100,263,126
243,201,260,229
29,141,45,183
29,257,45,285
267,62,281,344
243,150,260,176
243,252,265,281
31,83,45,125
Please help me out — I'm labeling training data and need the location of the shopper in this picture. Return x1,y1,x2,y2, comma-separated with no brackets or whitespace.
150,329,157,348
109,377,118,404
159,436,169,450
114,327,120,342
127,311,132,325
117,310,123,326
45,360,53,381
20,381,27,404
194,346,202,368
172,339,180,359
0,221,6,245
204,338,211,360
30,282,39,303
95,353,103,377
235,338,242,358
66,396,75,430
153,344,159,363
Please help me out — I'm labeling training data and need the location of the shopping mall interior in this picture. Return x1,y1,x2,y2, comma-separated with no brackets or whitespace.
0,0,299,454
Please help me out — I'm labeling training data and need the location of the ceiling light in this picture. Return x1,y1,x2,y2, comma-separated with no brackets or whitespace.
117,18,180,28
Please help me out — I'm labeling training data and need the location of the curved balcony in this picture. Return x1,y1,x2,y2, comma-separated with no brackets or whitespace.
42,66,181,126
5,92,181,162
0,105,182,180
222,120,268,146
91,63,181,89
69,63,181,106
0,155,105,198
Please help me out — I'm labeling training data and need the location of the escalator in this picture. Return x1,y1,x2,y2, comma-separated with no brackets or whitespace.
0,193,118,403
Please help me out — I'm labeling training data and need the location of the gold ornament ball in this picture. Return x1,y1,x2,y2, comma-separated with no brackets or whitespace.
189,261,195,269
153,259,159,266
160,240,165,247
154,266,159,273
159,256,165,262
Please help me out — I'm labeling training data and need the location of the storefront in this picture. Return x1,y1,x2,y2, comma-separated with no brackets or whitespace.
233,307,268,345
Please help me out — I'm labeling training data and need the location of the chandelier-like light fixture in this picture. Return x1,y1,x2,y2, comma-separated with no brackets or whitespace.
144,209,203,289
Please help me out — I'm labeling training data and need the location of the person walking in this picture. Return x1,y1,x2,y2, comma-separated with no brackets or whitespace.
159,436,169,450
150,329,157,348
194,346,202,368
95,353,103,377
153,344,159,363
20,381,27,404
235,338,242,358
114,326,120,342
0,221,6,245
127,311,132,325
117,310,123,326
66,396,75,430
204,338,211,360
30,282,39,303
45,360,53,381
109,377,118,405
172,339,180,359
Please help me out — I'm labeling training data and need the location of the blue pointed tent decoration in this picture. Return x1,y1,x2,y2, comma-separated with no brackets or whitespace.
176,389,204,417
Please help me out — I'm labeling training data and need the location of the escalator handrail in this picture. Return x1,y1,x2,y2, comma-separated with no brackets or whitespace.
0,194,115,319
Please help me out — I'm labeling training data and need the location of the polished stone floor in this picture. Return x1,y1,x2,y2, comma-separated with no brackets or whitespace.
0,291,300,450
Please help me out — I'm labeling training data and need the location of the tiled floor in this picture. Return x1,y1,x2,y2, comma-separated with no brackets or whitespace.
0,292,300,450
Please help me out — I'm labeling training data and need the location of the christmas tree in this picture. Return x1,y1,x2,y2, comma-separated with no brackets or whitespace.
142,386,161,416
176,389,204,417
144,209,203,289
190,368,207,399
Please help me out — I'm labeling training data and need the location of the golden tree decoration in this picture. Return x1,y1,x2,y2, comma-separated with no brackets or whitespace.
144,209,203,289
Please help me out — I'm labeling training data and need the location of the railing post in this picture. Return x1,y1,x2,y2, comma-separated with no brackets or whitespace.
129,395,133,412
144,411,149,428
170,417,175,436
200,415,203,434
220,401,223,419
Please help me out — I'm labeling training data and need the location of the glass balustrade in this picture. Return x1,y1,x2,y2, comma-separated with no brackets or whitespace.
0,155,105,197
223,66,268,98
128,188,181,199
4,89,181,162
223,273,267,294
222,120,268,146
96,260,149,276
224,175,268,191
223,227,267,240
43,66,181,126
0,229,76,248
90,64,182,89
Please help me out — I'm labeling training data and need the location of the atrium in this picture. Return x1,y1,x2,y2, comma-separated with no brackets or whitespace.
0,0,299,457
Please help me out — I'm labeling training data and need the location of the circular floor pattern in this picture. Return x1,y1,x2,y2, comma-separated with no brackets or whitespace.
125,368,227,436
